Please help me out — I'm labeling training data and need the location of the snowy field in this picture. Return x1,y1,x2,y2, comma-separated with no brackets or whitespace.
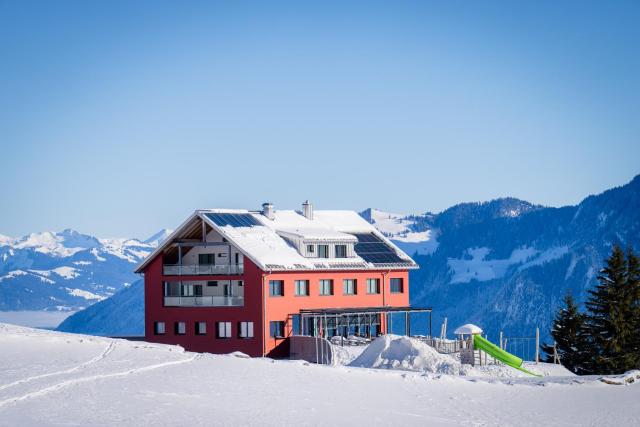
1,324,639,426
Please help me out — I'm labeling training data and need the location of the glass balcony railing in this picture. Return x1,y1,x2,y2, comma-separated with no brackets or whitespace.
162,264,244,276
163,296,244,307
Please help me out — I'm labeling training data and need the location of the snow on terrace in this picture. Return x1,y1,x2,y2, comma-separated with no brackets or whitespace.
202,209,415,271
0,324,638,426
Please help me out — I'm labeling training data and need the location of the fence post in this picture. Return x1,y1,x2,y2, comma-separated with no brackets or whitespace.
499,331,503,350
535,327,539,364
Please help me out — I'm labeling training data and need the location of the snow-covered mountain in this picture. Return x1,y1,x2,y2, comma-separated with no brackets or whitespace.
377,176,640,342
0,229,170,312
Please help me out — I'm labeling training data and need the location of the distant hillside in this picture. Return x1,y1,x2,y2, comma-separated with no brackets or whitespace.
57,279,144,336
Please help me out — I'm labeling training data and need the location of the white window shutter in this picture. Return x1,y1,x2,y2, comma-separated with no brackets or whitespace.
248,322,254,338
225,322,231,338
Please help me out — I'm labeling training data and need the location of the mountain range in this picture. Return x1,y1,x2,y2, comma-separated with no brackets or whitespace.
0,229,171,312
5,176,640,341
367,175,640,342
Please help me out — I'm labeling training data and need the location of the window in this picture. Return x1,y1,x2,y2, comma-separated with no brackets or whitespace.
335,245,347,258
270,321,285,338
237,280,244,287
195,322,207,335
180,285,193,297
367,278,380,294
164,282,180,297
239,322,254,338
294,280,309,296
207,281,218,287
319,279,333,296
307,244,315,254
292,314,301,335
343,279,357,295
318,244,329,258
181,283,203,297
390,278,404,293
269,280,284,296
154,321,165,335
174,322,186,335
199,253,215,265
217,321,232,338
235,253,240,264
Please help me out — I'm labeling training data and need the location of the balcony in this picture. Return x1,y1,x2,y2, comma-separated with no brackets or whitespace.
163,264,244,276
163,296,244,307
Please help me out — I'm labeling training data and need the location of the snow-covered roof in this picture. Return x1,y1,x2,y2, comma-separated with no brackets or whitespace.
277,228,356,242
454,324,483,335
135,208,418,273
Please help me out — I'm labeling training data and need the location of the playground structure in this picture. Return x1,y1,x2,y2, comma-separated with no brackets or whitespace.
454,324,541,376
291,318,545,377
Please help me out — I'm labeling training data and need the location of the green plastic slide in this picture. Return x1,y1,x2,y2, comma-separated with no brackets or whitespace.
472,334,541,377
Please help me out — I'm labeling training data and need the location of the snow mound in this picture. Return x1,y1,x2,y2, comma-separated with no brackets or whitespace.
349,335,472,375
600,370,640,385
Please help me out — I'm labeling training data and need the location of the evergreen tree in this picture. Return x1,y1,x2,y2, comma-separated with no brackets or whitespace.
584,245,640,374
624,247,640,366
542,292,589,374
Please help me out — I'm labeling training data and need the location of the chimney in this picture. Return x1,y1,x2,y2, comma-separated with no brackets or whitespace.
302,200,313,220
262,202,274,220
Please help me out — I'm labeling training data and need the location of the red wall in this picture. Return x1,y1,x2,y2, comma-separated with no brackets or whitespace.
262,270,409,357
144,256,265,357
144,253,410,358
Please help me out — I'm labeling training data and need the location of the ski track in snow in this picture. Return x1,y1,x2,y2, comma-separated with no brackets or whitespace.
0,341,117,392
0,346,200,409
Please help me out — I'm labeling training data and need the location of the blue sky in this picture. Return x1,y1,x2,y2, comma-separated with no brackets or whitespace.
1,1,639,239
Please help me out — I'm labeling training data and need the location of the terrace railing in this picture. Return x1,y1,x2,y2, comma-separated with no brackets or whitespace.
163,264,244,276
163,296,244,307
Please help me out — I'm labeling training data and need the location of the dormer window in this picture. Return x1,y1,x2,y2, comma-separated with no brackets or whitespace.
335,245,347,258
318,244,329,258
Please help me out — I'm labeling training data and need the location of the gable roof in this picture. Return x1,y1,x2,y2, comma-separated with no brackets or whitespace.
135,208,418,273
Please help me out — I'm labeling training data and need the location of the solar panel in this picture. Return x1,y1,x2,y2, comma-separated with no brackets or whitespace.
351,233,407,264
204,213,261,228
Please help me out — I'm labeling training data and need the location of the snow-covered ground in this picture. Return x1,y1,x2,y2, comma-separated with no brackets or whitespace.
1,324,639,426
0,311,77,329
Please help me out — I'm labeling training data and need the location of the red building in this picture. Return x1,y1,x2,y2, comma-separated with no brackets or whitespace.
136,202,420,357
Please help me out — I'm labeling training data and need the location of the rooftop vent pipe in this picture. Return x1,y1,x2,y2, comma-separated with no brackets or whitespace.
302,200,313,220
262,202,274,220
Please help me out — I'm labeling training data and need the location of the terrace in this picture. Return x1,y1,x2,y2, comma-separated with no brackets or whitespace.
161,217,245,276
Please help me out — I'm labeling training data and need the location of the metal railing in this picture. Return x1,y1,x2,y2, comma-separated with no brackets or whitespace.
163,264,244,276
417,337,462,354
163,296,244,307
